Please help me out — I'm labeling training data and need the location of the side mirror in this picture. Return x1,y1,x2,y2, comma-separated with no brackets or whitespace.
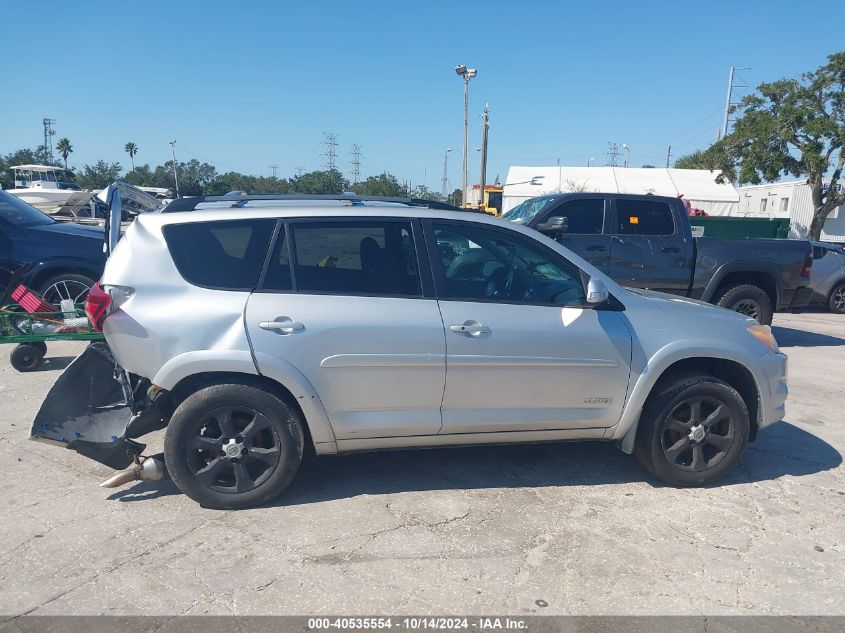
586,278,609,305
536,216,568,234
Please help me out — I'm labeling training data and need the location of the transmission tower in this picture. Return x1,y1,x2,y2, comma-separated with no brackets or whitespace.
606,142,620,167
321,133,339,171
42,118,56,164
350,144,362,184
721,66,750,139
269,164,279,178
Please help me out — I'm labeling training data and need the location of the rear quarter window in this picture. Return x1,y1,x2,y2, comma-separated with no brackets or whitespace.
163,219,275,290
615,199,675,236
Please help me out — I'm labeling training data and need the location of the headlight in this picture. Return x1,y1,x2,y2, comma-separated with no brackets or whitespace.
747,324,779,352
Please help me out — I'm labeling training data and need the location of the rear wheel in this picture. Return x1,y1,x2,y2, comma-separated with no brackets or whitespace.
164,383,305,509
634,373,750,487
715,283,773,325
829,282,845,314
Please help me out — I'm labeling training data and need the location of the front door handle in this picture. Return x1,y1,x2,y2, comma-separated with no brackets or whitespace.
661,246,680,253
585,244,607,252
449,322,491,335
259,318,305,334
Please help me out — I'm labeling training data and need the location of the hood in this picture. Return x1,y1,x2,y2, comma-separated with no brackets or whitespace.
631,288,752,323
30,220,105,240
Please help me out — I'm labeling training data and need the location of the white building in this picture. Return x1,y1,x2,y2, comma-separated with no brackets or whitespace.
503,166,738,216
736,181,845,241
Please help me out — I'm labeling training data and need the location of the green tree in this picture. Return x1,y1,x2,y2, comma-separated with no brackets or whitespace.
75,160,122,190
351,172,408,197
124,164,154,187
55,138,73,170
717,52,845,239
290,169,347,194
124,142,138,171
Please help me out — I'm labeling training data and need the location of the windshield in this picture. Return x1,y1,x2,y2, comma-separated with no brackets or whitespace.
501,195,559,224
0,191,54,227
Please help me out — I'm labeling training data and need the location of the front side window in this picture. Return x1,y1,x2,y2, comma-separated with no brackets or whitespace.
164,219,275,290
547,198,604,235
433,223,586,306
290,221,421,297
502,195,559,224
615,199,674,236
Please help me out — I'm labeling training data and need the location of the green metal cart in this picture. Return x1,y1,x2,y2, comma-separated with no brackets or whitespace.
0,304,104,372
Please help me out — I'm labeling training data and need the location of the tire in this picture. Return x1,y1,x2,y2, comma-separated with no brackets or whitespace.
164,383,305,509
829,281,845,314
36,273,95,307
10,344,45,372
634,373,750,487
715,283,773,325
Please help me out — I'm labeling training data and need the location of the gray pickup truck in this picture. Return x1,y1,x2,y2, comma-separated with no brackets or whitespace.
503,193,813,324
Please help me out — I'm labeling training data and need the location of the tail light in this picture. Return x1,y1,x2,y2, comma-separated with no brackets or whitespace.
800,250,813,278
85,282,111,332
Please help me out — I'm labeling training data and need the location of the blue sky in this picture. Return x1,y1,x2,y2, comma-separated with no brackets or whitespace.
2,0,843,190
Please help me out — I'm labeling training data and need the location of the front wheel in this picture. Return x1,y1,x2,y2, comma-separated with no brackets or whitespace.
634,374,750,487
164,383,305,509
829,282,845,314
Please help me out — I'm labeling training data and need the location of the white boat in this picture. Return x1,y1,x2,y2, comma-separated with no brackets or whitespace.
7,164,90,212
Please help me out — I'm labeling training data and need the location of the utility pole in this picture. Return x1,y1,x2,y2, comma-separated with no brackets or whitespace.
350,144,362,185
42,118,56,164
321,132,338,171
169,140,180,198
479,104,490,208
721,66,750,139
622,144,630,168
441,149,453,196
454,64,477,207
665,145,673,168
607,142,620,167
269,165,279,178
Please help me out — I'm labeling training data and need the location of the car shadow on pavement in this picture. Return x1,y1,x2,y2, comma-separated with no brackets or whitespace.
269,420,841,508
34,356,76,372
772,326,845,347
105,421,840,507
106,479,182,502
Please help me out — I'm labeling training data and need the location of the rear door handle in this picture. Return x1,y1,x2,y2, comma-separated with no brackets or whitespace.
259,318,305,334
585,244,607,252
449,323,491,335
661,246,680,253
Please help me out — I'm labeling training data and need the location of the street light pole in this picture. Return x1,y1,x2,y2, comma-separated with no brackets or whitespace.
169,140,180,198
622,144,629,168
441,149,453,197
455,64,477,208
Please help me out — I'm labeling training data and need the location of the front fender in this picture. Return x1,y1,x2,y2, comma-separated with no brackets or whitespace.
610,339,767,452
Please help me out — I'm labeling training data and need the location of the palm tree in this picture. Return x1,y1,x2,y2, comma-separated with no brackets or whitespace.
55,138,73,170
124,142,138,171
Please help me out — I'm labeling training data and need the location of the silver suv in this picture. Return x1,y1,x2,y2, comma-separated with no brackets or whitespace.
32,195,788,509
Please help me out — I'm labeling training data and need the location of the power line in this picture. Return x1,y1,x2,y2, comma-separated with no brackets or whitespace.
350,144,362,184
322,132,339,171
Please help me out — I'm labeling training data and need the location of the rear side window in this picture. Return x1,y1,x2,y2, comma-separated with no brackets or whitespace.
288,221,421,297
615,199,674,236
164,219,275,290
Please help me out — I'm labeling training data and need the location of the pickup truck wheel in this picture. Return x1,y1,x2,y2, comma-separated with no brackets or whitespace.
715,284,773,324
829,282,845,314
164,383,305,509
634,374,749,487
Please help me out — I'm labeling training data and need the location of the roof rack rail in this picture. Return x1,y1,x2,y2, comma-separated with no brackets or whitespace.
161,193,465,213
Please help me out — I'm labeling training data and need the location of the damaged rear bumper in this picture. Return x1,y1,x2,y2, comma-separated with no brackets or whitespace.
30,342,145,469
